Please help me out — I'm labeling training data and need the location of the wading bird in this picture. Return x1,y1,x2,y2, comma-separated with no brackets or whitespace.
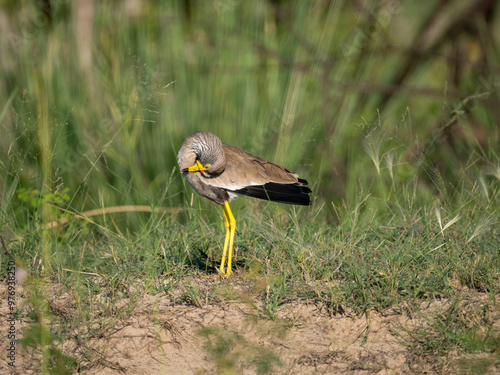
178,132,311,276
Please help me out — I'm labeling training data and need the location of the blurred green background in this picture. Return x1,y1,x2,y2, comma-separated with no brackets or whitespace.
0,0,499,232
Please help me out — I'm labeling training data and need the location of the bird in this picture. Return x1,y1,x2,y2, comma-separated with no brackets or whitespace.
178,132,311,276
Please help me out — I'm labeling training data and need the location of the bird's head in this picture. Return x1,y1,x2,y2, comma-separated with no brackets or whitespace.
178,132,226,177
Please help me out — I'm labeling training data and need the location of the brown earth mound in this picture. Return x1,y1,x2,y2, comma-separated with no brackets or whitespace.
1,278,498,374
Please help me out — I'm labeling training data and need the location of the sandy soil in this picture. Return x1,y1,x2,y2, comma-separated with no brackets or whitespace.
1,277,498,374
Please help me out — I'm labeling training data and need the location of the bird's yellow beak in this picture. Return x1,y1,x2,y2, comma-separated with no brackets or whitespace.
187,160,210,173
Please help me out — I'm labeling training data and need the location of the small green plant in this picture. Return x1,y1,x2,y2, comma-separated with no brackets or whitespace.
402,297,500,372
17,187,72,226
197,326,281,375
17,187,70,210
19,279,77,375
261,273,288,320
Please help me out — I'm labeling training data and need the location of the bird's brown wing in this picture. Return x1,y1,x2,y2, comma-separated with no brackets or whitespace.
204,144,311,206
205,145,297,187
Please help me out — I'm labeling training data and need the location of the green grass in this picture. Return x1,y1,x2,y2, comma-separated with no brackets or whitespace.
1,1,499,373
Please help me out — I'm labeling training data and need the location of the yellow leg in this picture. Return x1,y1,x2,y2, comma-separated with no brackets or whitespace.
220,206,230,274
220,201,236,276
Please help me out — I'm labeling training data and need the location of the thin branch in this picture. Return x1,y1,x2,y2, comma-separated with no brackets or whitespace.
46,205,183,229
0,235,16,263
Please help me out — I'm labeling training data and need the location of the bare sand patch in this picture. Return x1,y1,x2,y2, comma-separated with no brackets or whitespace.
1,278,498,374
